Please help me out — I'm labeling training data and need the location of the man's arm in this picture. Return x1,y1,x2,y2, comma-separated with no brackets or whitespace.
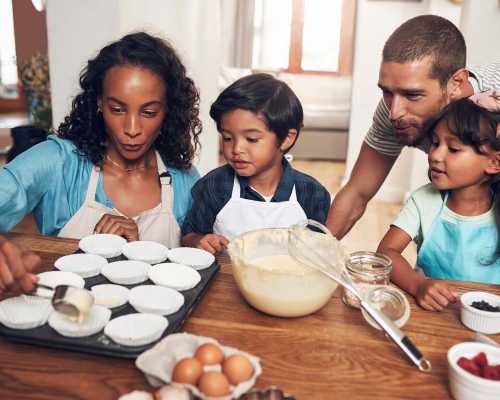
326,142,397,239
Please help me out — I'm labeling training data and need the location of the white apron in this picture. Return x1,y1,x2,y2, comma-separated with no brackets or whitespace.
213,175,307,241
58,152,181,247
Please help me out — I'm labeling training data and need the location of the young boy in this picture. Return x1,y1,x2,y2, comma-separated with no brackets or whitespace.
181,73,331,254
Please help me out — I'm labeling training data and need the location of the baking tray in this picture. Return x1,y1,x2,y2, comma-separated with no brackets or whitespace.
0,253,219,359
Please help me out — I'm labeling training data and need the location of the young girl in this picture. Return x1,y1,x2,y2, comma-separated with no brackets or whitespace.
0,32,200,247
378,99,500,311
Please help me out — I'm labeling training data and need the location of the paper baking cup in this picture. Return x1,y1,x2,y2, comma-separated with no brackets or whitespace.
148,263,201,291
37,271,85,289
101,260,149,285
105,313,168,346
129,285,184,315
122,241,169,264
0,296,52,330
168,247,215,270
79,233,127,258
54,253,108,278
48,305,111,338
91,284,129,308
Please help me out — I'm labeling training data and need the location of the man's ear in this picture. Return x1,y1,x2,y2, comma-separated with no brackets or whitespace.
485,151,500,175
447,68,471,101
280,129,298,152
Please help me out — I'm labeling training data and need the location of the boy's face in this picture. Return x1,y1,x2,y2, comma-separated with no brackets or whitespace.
378,57,450,147
219,109,293,181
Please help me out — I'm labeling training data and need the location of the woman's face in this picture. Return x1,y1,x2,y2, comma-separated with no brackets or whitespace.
98,64,166,160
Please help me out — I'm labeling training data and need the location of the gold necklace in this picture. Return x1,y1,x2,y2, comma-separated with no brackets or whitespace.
105,155,150,172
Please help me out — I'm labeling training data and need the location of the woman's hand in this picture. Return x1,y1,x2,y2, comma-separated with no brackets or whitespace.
0,235,41,294
415,279,459,311
198,234,229,254
94,214,139,242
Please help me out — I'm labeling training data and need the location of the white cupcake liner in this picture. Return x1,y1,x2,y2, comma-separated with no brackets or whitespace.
101,260,149,285
168,247,215,270
48,305,111,337
91,284,129,308
129,285,184,315
104,313,168,346
122,241,169,264
37,271,85,289
54,253,108,278
79,233,127,258
148,263,201,291
0,296,52,330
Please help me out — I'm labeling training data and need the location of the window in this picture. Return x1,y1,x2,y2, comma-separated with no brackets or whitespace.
0,0,18,90
252,0,355,75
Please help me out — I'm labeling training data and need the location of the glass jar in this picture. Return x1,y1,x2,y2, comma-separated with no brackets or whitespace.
342,251,392,308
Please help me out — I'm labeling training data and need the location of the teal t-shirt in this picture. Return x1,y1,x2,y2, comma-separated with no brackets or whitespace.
0,135,199,235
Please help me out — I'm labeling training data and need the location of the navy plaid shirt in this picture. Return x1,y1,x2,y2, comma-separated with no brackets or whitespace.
181,159,331,235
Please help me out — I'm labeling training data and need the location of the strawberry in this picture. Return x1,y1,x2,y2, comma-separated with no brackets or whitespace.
472,352,488,372
483,365,500,380
457,357,481,376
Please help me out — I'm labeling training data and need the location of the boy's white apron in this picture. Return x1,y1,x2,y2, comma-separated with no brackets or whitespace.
213,175,307,241
58,152,180,247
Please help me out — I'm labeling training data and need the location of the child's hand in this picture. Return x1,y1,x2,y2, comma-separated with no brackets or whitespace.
415,279,459,311
197,234,229,254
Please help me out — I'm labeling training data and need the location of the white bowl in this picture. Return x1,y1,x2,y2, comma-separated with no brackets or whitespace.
460,292,500,334
54,253,108,278
101,260,149,285
122,241,169,264
168,247,215,270
79,233,127,258
148,263,201,291
90,284,129,308
104,313,168,346
129,285,184,315
0,296,52,330
48,305,111,338
37,271,85,289
448,342,500,400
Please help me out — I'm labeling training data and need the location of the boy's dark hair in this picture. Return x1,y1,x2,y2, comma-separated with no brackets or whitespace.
210,73,303,153
383,15,466,87
426,99,500,260
58,32,201,170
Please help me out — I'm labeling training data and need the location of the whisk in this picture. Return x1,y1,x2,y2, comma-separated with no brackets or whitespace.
288,219,432,373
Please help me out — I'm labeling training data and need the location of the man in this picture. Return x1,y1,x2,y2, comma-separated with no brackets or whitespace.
326,15,500,239
0,235,40,294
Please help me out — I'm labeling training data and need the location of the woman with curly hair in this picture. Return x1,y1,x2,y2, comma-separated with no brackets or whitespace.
0,32,201,247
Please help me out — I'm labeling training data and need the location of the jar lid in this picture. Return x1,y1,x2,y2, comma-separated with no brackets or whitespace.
361,285,411,330
346,251,392,278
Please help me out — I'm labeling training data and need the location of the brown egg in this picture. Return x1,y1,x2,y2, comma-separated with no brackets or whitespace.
222,354,254,385
172,357,203,385
194,343,225,365
198,371,231,397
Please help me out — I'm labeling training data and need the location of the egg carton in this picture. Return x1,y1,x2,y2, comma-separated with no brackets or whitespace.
136,333,262,400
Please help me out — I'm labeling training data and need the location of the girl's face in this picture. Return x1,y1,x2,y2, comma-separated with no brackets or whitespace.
219,109,296,181
98,64,166,160
428,119,491,190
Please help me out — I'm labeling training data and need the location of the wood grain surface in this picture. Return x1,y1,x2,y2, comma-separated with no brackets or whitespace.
2,233,500,400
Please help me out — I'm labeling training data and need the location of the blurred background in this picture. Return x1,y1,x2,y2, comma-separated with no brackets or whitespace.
1,0,499,257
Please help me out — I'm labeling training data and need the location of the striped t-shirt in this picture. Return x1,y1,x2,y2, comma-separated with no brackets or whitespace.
365,62,500,157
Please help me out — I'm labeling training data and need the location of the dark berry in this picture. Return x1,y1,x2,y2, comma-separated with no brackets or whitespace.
471,300,500,312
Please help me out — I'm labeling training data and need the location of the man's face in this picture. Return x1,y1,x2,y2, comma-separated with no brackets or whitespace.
378,57,450,146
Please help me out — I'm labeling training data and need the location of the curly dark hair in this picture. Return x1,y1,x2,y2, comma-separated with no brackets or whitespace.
57,31,202,170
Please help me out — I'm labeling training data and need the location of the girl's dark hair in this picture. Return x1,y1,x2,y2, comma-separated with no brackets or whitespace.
209,73,303,153
426,98,500,259
58,32,201,170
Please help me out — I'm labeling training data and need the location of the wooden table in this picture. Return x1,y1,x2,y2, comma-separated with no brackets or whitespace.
1,233,499,400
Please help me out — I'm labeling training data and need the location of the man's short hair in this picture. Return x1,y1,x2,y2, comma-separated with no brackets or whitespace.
382,15,466,87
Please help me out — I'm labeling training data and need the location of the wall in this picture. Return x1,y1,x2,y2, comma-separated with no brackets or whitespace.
345,0,462,203
460,0,500,66
12,0,48,66
46,0,220,175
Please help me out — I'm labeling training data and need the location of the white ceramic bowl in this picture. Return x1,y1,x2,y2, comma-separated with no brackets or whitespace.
54,253,108,278
104,313,168,346
448,342,500,400
79,233,127,258
167,247,215,270
101,260,149,285
460,292,500,334
148,263,201,291
122,241,169,264
90,284,129,308
129,285,184,315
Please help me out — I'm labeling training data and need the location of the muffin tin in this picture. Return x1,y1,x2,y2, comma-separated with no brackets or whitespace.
0,251,219,358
